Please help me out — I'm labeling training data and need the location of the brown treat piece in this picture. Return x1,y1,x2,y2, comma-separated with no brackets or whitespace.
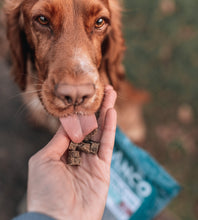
84,129,98,142
68,142,80,151
83,136,90,142
68,150,80,158
90,141,100,154
67,156,81,166
66,132,100,166
77,142,91,153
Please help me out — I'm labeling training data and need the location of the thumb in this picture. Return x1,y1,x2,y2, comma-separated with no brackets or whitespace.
98,108,117,166
40,126,70,160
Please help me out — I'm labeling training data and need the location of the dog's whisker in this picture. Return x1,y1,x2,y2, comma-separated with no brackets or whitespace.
14,97,42,118
8,92,26,100
9,90,43,100
27,97,42,109
32,84,43,87
14,101,30,118
9,91,35,100
30,75,44,83
24,90,42,94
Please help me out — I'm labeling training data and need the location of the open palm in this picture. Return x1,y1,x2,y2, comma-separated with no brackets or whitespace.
27,86,117,220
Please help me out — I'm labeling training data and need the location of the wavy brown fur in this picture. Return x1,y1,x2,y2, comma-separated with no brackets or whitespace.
5,0,149,143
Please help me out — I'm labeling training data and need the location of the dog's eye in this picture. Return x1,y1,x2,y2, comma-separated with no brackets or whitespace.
37,15,49,26
95,18,105,29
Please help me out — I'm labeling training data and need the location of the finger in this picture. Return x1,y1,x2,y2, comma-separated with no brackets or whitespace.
93,86,117,141
98,108,117,166
40,126,70,160
98,85,117,126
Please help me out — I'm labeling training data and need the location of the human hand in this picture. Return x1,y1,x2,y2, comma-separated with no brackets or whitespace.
27,86,117,220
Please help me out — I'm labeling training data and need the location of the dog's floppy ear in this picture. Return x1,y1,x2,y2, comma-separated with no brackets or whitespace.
101,0,126,90
5,0,29,91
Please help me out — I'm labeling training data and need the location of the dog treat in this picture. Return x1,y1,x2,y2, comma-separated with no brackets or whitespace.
77,142,91,154
66,132,100,166
68,150,80,158
68,142,79,151
75,140,100,155
90,141,100,154
67,156,81,166
83,129,98,142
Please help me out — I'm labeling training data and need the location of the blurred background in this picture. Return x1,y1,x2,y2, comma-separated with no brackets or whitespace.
0,0,197,219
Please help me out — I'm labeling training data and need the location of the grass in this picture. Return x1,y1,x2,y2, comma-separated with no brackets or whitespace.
123,0,198,219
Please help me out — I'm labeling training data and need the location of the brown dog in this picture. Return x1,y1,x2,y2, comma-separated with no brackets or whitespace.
5,0,148,143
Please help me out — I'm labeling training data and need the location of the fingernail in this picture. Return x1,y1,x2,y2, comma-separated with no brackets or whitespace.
105,85,114,92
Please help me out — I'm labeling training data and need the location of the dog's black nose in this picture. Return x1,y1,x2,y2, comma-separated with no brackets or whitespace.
55,83,95,105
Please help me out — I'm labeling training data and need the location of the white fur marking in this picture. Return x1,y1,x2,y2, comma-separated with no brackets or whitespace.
74,49,99,83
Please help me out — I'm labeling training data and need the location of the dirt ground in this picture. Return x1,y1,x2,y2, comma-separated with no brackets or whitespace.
0,1,198,220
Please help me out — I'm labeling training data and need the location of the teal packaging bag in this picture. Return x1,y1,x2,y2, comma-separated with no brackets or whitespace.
103,127,180,220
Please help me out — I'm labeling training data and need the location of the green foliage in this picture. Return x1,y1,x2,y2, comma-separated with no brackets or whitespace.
123,0,198,110
123,1,198,219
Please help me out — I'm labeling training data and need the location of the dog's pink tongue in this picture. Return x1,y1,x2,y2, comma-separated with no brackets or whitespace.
60,114,98,143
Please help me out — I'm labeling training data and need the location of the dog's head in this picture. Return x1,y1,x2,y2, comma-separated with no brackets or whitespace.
5,0,125,118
